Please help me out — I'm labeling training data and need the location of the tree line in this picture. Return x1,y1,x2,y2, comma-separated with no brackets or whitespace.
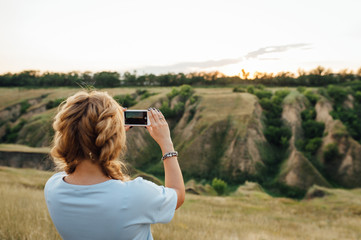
0,66,360,87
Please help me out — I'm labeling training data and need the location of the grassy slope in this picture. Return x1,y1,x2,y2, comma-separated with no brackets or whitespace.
196,88,256,126
0,87,166,111
1,167,361,240
0,144,50,153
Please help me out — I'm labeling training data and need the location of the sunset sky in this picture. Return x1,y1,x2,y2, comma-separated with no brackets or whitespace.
0,0,360,76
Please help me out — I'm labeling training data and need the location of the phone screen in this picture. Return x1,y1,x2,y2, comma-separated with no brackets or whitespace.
124,110,148,126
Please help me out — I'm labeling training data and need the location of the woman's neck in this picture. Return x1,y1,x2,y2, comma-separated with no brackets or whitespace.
64,159,111,185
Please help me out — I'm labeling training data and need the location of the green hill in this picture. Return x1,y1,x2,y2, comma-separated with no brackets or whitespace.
1,85,361,198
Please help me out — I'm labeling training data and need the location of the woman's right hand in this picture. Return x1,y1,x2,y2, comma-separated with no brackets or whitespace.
146,108,174,153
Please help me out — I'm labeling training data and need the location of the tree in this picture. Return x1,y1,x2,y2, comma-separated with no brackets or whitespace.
122,71,137,85
241,69,250,80
309,66,325,76
94,71,120,87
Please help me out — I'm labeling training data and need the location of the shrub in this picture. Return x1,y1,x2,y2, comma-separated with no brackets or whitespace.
302,120,325,139
140,92,151,100
159,101,174,118
20,100,31,114
274,89,290,99
179,84,194,102
265,182,305,199
136,89,155,100
259,98,273,111
212,178,227,195
46,98,66,109
297,86,306,93
327,85,348,105
265,126,292,147
317,87,328,97
265,118,283,128
189,96,197,104
263,105,283,120
1,119,27,143
255,84,265,90
354,91,361,103
304,137,323,154
323,143,339,162
271,95,283,105
301,108,316,121
330,108,357,125
304,90,319,105
167,87,179,99
254,89,272,99
173,102,185,117
135,89,148,95
247,86,255,94
330,105,361,141
233,86,246,92
295,139,305,151
113,94,137,108
187,107,197,123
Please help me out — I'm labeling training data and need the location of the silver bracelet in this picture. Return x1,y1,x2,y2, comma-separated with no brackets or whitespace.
161,151,178,161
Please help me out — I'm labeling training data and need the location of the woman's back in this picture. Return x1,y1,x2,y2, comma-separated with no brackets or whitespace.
44,90,185,239
45,172,177,240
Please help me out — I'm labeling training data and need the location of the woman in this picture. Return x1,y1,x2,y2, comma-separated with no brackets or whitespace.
44,90,185,240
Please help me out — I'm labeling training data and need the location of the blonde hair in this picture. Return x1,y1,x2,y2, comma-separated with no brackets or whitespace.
50,90,129,181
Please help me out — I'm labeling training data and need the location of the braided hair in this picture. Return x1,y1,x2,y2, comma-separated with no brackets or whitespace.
50,90,129,181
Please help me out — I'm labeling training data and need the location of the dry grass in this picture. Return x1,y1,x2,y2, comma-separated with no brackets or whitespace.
1,166,361,240
196,91,256,125
0,167,59,240
154,192,361,240
0,88,51,110
0,87,168,111
0,144,50,154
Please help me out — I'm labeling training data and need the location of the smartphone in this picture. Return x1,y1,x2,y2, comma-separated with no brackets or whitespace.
124,110,150,126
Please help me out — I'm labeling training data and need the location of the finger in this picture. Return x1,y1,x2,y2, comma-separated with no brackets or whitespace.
154,109,166,124
124,125,132,131
148,108,157,126
150,108,161,125
157,109,167,123
122,107,127,112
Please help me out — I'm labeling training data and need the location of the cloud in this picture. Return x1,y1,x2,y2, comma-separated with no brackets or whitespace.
135,43,311,74
137,57,243,74
244,43,311,59
258,57,281,61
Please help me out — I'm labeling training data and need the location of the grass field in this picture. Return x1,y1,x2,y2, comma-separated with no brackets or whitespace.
1,166,361,240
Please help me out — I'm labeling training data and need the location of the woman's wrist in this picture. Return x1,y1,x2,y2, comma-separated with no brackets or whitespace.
160,141,175,155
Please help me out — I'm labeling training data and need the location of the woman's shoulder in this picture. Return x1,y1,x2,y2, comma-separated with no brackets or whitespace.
44,172,67,196
124,177,175,197
45,171,66,185
125,177,158,188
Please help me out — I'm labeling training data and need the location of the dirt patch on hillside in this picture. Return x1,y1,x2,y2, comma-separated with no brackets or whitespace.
282,92,307,148
221,101,266,175
316,97,361,187
280,150,330,190
173,92,267,180
280,91,330,189
315,97,334,128
343,94,354,109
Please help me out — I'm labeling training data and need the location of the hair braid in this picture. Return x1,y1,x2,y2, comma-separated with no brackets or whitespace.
50,90,129,181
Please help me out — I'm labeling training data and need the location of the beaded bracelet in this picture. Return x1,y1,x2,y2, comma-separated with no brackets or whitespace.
161,151,178,161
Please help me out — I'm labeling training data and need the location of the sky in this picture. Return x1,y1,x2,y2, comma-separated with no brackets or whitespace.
0,0,360,77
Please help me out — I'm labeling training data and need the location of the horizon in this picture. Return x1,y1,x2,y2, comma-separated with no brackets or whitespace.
1,65,360,80
1,0,361,76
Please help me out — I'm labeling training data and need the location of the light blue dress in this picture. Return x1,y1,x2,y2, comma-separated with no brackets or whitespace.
44,172,177,240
